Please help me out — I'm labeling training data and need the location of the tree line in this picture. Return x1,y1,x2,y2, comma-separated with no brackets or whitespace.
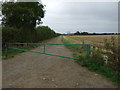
74,31,118,35
2,26,59,43
2,2,60,45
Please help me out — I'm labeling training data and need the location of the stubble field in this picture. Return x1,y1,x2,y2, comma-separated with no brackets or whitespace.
63,35,118,48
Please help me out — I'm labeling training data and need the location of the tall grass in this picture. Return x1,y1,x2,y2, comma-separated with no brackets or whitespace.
104,36,119,72
62,36,120,87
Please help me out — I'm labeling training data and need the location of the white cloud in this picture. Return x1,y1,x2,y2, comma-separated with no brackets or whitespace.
42,2,118,33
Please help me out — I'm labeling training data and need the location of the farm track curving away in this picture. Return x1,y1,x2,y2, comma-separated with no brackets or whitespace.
2,36,117,88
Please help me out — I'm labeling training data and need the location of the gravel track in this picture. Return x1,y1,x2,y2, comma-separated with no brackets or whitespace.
2,36,117,88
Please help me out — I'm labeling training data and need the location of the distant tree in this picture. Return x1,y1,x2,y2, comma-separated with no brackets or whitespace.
81,32,88,35
2,2,45,29
93,33,96,35
74,31,80,35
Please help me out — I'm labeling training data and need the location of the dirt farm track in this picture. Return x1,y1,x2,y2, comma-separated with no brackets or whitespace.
2,36,117,88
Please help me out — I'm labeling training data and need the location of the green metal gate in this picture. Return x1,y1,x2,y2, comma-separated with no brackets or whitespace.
5,42,91,60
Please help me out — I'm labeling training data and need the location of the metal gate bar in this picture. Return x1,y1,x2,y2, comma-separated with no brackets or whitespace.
12,47,79,60
5,42,91,60
9,43,89,46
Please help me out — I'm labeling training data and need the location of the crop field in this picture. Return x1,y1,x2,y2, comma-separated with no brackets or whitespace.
63,35,118,47
63,35,120,72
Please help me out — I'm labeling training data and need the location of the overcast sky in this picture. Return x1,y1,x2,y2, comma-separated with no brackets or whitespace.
41,0,118,34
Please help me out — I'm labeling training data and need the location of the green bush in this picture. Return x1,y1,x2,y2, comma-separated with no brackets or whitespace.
35,26,57,42
2,27,21,43
2,26,58,44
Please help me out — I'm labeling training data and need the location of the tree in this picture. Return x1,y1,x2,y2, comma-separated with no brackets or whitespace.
74,31,80,35
35,26,57,42
81,32,88,35
2,2,45,29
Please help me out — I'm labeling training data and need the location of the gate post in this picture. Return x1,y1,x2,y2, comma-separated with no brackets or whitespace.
87,44,91,56
82,40,84,44
5,43,8,58
82,40,84,47
43,44,46,53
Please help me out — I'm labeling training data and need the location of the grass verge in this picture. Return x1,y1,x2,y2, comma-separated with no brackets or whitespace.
62,36,120,87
